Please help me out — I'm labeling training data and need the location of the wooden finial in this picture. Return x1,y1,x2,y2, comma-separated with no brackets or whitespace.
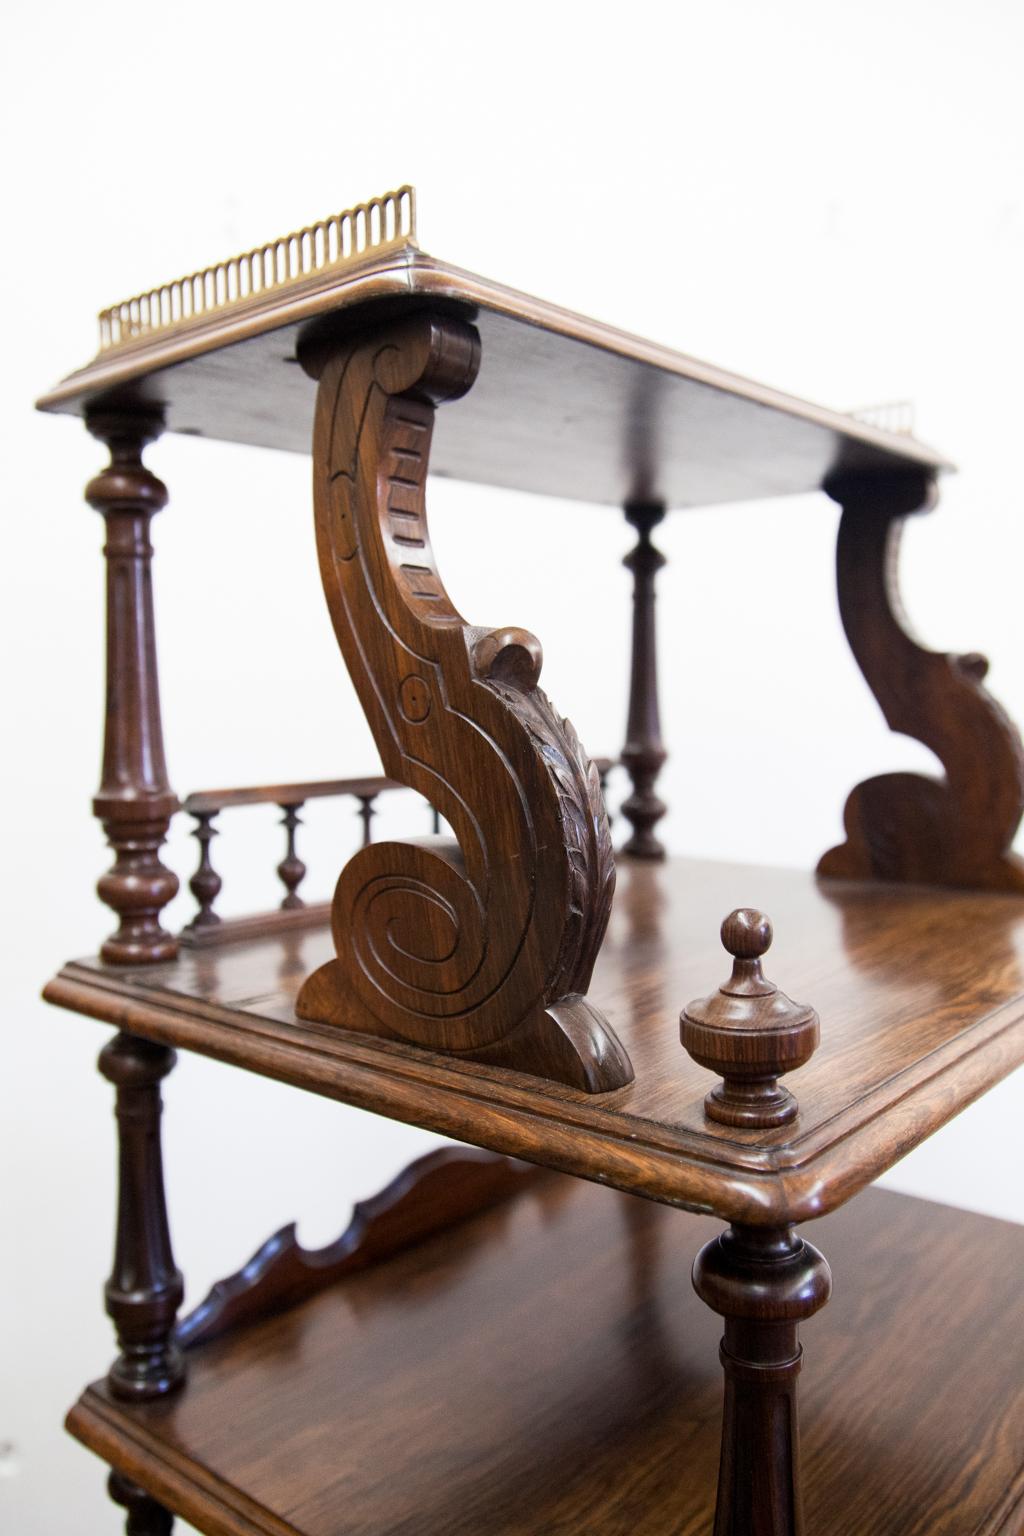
680,909,819,1128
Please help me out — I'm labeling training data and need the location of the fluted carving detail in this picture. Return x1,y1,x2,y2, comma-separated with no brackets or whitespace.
294,314,631,1092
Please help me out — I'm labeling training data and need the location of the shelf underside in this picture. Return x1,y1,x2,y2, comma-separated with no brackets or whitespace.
67,1181,1024,1536
37,252,946,508
47,858,1024,1224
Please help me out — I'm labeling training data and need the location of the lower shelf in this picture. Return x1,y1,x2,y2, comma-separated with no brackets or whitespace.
68,1179,1024,1536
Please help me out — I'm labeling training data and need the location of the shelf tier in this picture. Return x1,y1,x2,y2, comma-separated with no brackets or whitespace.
37,250,947,509
46,858,1024,1225
67,1180,1024,1536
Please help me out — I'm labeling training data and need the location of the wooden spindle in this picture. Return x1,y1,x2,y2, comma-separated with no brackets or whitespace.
86,412,179,963
108,1471,174,1535
598,761,614,827
357,792,378,847
277,804,306,909
680,909,820,1128
185,810,221,930
693,1222,832,1536
98,1032,185,1400
620,501,667,859
428,801,441,835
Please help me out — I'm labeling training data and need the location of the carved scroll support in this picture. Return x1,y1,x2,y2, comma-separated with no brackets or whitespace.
99,1032,185,1400
293,313,632,1093
86,412,179,962
820,468,1024,890
620,502,668,859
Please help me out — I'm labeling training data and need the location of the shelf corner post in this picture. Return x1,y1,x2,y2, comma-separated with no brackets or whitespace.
86,410,180,964
620,500,667,859
99,1031,185,1401
108,1470,174,1534
693,1222,832,1536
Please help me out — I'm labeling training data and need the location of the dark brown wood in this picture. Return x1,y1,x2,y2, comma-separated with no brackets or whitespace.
693,1223,832,1536
182,775,400,815
275,805,306,909
39,251,949,509
820,468,1024,890
176,1147,541,1348
681,909,820,1128
109,1470,174,1535
87,413,179,964
620,501,667,859
293,312,632,1095
65,1182,1024,1535
46,857,1024,1225
98,1032,185,1401
184,812,221,933
355,793,377,848
178,902,332,949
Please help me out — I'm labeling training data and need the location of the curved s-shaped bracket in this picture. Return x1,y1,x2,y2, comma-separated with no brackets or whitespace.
294,313,632,1092
819,469,1024,891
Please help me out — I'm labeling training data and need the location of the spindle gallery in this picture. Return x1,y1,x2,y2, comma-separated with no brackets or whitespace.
38,188,1024,1535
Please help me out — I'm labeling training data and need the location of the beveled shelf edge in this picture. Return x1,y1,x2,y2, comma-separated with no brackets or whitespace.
43,958,1024,1227
36,249,951,479
67,1390,293,1536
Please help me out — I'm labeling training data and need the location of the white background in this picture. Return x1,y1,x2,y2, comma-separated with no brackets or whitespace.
3,2,1023,1531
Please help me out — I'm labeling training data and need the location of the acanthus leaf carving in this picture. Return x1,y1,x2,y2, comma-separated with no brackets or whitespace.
294,313,633,1093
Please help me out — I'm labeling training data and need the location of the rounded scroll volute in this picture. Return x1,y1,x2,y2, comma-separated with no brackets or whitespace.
680,909,819,1128
293,312,631,1093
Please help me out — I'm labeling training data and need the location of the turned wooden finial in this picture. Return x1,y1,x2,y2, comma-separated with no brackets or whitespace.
680,909,819,1128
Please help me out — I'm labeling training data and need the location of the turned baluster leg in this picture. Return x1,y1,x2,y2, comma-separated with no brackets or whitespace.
86,412,179,963
99,1032,185,1400
277,803,306,909
693,1223,832,1536
682,910,828,1533
185,811,221,931
108,1471,174,1535
357,793,378,847
621,501,667,859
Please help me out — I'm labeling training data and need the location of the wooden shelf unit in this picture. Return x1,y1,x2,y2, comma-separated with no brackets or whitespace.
39,190,1024,1535
67,1173,1024,1536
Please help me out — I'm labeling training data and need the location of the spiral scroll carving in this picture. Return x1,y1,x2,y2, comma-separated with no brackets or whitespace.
819,469,1024,891
294,313,632,1092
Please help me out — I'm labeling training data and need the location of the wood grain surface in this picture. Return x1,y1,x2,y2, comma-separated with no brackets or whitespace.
45,858,1024,1224
37,253,947,509
66,1180,1024,1536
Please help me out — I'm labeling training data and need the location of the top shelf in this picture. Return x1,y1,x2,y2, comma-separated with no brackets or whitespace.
36,190,949,510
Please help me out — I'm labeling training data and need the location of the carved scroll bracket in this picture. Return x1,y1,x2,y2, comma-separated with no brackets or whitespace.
294,313,633,1093
819,468,1024,891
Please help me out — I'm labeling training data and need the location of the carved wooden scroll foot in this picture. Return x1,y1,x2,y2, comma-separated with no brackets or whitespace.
819,469,1024,891
294,313,633,1094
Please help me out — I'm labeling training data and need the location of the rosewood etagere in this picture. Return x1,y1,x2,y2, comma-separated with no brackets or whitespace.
39,187,1024,1535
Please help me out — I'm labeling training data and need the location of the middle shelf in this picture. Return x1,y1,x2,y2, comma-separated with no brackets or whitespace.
46,857,1024,1223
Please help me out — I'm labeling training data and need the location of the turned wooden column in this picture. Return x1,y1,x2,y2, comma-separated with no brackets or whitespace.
87,412,179,963
99,1032,185,1400
620,501,667,859
108,1471,174,1535
682,908,828,1534
693,1222,832,1536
